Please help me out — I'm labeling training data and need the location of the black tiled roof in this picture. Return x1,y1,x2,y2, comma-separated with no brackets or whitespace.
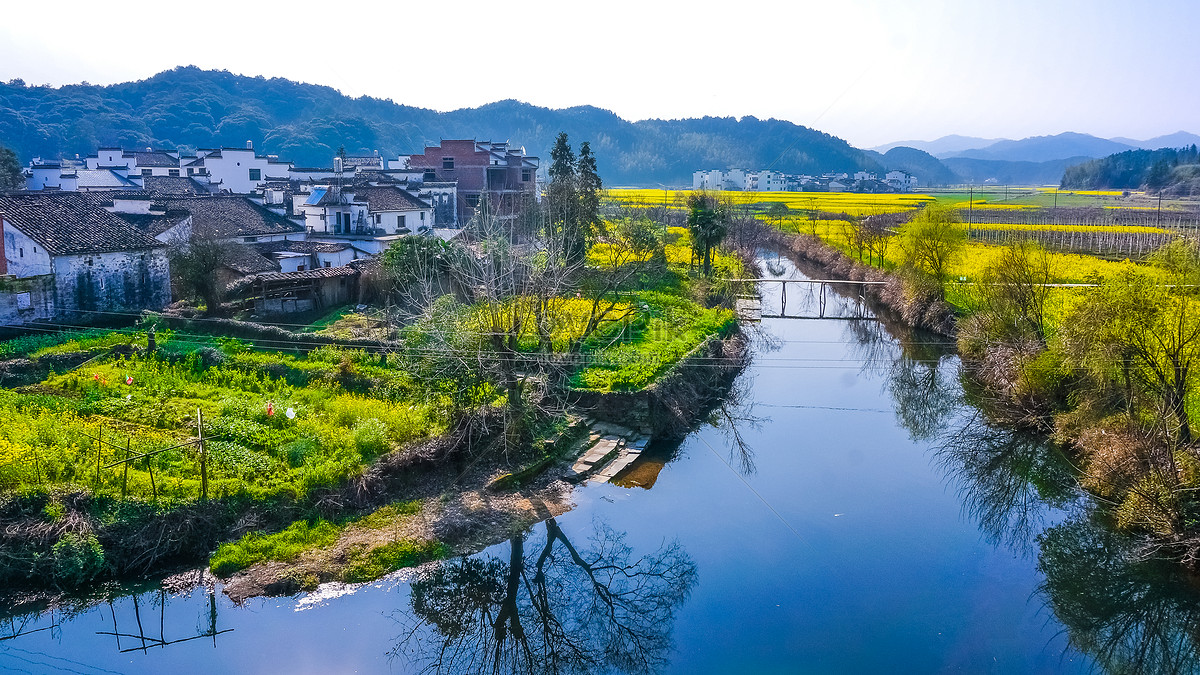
351,185,429,211
254,240,348,255
131,151,179,168
220,244,279,275
117,210,192,237
225,264,358,294
0,192,165,255
157,196,305,238
143,176,214,196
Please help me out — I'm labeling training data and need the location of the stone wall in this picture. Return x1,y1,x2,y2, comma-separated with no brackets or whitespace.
50,250,171,321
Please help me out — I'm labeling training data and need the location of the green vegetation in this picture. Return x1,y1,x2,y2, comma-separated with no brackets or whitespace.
0,337,444,503
0,143,21,190
208,499,444,583
1062,145,1200,194
209,520,340,577
343,539,448,583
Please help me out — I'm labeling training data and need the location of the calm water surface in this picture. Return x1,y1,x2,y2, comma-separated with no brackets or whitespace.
5,259,1188,674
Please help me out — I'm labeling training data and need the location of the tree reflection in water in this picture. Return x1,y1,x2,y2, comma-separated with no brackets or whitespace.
390,518,697,674
1039,516,1200,674
846,308,1200,672
935,413,1077,552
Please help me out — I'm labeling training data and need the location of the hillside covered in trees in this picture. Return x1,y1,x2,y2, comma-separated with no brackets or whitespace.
0,66,883,186
1061,146,1200,195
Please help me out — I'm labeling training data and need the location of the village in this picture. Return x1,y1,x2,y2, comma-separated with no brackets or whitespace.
1,140,539,323
692,166,919,192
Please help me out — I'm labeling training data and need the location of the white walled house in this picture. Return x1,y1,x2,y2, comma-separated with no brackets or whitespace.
0,193,172,321
188,144,293,194
884,170,919,191
295,184,434,256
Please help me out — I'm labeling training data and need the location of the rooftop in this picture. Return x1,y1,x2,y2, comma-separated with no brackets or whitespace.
157,196,305,238
0,192,165,255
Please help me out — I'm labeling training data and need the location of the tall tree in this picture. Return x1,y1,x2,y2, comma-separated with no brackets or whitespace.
0,145,22,190
900,203,966,298
686,192,729,277
577,140,602,239
546,132,582,264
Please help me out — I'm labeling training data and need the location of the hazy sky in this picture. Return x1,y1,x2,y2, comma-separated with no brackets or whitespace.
2,0,1197,148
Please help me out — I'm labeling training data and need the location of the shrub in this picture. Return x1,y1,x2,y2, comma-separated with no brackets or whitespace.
51,533,105,586
352,419,390,456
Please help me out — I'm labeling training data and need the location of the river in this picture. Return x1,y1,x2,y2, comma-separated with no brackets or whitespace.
3,257,1197,674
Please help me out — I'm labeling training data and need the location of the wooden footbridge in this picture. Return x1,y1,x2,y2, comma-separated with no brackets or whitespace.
726,278,887,321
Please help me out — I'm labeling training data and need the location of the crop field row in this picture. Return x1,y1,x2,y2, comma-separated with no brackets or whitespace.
605,188,930,216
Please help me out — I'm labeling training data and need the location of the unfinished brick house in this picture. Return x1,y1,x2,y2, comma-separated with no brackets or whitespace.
404,140,538,224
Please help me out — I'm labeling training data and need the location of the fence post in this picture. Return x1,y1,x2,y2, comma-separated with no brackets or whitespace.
122,439,130,499
95,425,103,488
197,408,207,501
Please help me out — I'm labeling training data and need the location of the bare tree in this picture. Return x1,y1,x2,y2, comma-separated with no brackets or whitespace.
391,519,697,675
167,230,228,315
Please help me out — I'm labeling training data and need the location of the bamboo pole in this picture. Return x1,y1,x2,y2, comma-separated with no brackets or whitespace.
122,439,130,499
197,408,207,501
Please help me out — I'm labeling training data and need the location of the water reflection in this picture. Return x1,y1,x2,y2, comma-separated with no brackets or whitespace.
391,519,696,674
1040,515,1200,674
838,286,1200,672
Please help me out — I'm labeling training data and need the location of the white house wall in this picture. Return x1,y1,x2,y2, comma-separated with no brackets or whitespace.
316,249,357,268
3,222,54,277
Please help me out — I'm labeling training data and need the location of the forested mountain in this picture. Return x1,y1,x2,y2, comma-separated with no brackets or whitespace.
1061,146,1200,195
0,66,879,186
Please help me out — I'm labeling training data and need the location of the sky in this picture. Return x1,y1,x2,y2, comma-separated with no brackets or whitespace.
1,0,1197,149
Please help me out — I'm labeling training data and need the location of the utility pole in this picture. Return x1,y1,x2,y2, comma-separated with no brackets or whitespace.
968,185,973,232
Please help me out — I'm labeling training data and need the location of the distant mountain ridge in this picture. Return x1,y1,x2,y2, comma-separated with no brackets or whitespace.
0,66,880,187
943,133,1138,162
870,135,1001,156
875,131,1200,164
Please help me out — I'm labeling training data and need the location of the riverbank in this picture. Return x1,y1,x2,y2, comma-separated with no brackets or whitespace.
746,217,1200,572
0,317,749,609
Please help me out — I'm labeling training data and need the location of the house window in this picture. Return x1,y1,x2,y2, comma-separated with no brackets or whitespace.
249,168,261,181
18,247,23,257
397,215,406,230
324,261,331,268
141,169,152,177
522,169,531,182
168,169,180,177
374,214,381,224
187,167,194,176
420,212,425,221
296,265,305,272
442,157,454,170
423,170,436,182
466,194,480,208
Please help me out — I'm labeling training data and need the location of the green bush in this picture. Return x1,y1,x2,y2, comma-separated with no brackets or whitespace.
352,419,390,456
51,533,105,586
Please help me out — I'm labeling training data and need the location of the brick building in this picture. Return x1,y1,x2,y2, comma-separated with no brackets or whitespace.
404,140,538,224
